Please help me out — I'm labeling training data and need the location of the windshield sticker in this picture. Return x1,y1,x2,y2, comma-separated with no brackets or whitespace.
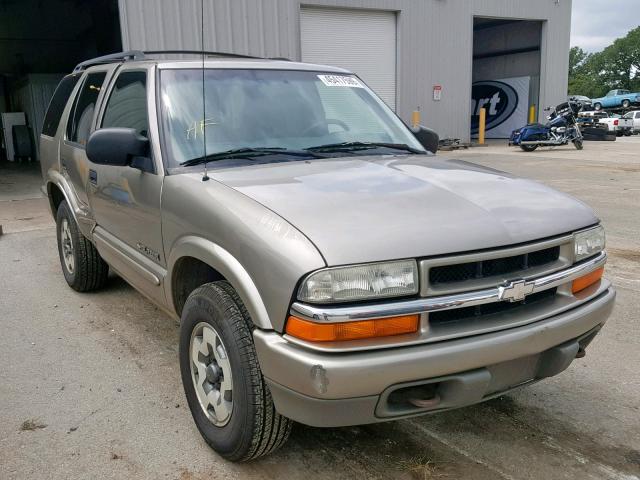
317,75,364,88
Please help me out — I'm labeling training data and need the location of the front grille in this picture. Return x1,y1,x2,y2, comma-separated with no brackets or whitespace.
429,246,560,285
429,287,557,325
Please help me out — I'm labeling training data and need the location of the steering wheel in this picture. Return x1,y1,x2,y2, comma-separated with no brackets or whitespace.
300,118,350,136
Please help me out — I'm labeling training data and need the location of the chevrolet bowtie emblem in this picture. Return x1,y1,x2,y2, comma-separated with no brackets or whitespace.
498,279,535,302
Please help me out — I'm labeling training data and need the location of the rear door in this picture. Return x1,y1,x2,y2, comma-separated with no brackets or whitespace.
88,64,166,304
39,73,82,181
60,67,115,208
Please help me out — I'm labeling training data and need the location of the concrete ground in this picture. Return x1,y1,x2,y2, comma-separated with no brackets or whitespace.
1,139,639,480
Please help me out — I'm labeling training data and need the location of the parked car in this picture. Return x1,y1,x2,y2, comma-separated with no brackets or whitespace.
568,95,592,111
591,89,640,110
40,51,614,461
622,110,640,133
579,111,633,136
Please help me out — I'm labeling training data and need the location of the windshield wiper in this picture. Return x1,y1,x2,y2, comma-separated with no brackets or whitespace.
180,147,324,167
305,141,425,154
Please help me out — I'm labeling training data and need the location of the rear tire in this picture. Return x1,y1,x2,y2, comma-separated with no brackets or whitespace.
520,144,538,152
55,201,109,292
179,281,292,461
622,99,631,109
593,103,602,111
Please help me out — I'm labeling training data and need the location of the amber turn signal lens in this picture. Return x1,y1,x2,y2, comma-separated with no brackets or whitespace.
572,267,604,294
285,314,419,342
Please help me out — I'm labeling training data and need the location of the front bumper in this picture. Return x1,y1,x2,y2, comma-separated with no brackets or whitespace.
254,287,615,427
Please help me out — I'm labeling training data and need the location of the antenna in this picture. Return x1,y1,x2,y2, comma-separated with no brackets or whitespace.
201,0,210,181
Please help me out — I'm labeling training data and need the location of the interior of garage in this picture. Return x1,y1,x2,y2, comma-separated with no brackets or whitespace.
0,0,121,162
471,17,542,138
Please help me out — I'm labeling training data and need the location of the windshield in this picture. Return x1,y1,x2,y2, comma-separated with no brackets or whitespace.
159,69,423,166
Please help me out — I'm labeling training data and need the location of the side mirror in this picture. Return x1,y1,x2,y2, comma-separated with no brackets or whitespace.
86,128,150,170
411,125,439,154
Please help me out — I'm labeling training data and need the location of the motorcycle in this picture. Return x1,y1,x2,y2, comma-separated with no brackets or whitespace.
509,101,583,152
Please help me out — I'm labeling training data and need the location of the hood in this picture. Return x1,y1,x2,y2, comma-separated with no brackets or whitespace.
209,155,598,265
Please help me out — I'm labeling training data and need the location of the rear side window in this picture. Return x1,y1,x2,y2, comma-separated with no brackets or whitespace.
42,74,81,137
101,71,148,137
66,72,107,146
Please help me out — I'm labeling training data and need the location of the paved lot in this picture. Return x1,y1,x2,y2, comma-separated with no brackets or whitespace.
1,138,639,479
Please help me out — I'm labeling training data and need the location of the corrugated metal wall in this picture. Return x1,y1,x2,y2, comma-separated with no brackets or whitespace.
118,0,572,141
10,74,64,160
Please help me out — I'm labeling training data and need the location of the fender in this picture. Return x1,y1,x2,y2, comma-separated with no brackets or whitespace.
46,170,96,238
167,235,273,330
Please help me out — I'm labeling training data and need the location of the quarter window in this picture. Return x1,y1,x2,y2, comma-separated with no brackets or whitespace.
42,74,81,137
66,72,107,145
101,71,148,137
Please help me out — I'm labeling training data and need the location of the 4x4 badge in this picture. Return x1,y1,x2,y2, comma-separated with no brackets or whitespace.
498,279,535,303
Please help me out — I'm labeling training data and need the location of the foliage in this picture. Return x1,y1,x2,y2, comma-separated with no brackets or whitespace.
568,26,640,98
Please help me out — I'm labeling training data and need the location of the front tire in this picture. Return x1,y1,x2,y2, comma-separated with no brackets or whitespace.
573,138,584,150
55,201,109,292
622,99,631,109
179,282,292,461
594,103,602,111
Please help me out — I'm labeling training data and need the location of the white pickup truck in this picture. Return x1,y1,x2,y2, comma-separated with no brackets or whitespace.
579,111,633,136
622,111,640,133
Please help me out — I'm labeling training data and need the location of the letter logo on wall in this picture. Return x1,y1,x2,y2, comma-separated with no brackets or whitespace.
470,81,519,135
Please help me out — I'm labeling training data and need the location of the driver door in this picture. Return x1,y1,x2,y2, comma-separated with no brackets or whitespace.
88,65,166,304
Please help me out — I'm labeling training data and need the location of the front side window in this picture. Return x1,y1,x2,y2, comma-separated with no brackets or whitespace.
159,69,423,167
102,71,148,136
67,72,107,145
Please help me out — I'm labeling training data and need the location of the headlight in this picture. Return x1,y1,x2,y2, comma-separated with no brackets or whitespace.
574,225,605,262
298,260,418,304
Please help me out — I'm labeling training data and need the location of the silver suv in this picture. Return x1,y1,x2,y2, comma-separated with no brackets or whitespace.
40,51,614,461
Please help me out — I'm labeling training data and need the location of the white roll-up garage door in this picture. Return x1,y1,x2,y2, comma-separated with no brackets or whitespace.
300,7,397,110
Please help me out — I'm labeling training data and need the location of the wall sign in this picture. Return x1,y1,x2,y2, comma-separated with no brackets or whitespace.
433,84,442,101
471,76,530,138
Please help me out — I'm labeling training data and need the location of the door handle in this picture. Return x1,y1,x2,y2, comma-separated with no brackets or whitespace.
89,169,98,185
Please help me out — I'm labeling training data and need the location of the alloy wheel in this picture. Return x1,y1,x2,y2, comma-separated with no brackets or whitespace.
61,218,75,274
189,322,234,426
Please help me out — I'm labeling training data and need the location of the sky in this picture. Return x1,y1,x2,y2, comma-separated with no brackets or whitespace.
571,0,639,52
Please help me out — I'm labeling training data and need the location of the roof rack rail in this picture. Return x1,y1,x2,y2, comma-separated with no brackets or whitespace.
143,50,260,59
73,50,145,72
72,49,288,73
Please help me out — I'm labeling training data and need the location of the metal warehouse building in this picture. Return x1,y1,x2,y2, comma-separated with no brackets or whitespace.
0,0,572,160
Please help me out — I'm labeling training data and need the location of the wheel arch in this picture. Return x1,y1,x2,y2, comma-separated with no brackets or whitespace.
45,171,96,238
167,236,273,330
47,182,66,218
45,171,79,221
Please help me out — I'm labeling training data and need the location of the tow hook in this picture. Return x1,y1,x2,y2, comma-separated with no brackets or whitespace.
576,346,587,358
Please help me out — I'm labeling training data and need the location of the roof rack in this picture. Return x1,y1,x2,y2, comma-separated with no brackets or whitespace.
73,50,145,72
144,50,261,59
73,49,289,72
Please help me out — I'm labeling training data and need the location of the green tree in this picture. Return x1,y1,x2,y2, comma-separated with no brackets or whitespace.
597,26,640,91
569,46,589,75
